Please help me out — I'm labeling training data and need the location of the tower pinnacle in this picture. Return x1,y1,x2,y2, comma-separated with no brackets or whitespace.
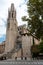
8,3,16,19
11,3,15,11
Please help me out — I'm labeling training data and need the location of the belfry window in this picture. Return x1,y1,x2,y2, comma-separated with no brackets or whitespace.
12,13,13,18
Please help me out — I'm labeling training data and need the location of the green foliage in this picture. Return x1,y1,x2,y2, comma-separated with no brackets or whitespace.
38,40,43,53
31,45,39,54
31,40,43,58
31,40,43,54
31,45,39,58
22,16,27,21
22,0,43,40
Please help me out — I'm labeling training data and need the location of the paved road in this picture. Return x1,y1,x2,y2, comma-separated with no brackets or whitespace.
0,59,43,65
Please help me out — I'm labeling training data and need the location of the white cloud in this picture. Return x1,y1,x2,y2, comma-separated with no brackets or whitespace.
17,4,27,25
0,0,28,37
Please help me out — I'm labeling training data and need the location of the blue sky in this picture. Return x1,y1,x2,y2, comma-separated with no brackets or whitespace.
0,0,28,43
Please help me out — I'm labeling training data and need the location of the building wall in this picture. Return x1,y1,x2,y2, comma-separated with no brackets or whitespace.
22,34,33,58
34,38,40,45
0,42,5,54
12,49,22,59
5,3,18,53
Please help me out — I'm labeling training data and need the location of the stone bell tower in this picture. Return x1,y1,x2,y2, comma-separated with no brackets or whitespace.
5,3,18,52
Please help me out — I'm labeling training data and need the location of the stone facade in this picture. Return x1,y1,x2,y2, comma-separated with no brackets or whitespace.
0,3,40,60
5,3,18,53
12,49,22,59
22,34,32,59
0,42,5,54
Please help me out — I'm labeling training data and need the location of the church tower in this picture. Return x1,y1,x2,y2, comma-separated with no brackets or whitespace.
5,3,18,52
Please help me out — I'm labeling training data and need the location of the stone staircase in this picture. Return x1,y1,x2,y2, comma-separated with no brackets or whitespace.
0,35,22,59
5,44,21,59
5,35,22,59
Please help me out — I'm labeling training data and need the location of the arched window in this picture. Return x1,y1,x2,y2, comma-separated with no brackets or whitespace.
12,13,13,18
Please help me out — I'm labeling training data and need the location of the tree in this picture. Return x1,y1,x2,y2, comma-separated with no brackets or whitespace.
31,41,43,59
31,45,40,58
38,40,43,53
22,0,43,40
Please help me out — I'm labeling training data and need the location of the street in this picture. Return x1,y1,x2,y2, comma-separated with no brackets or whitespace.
0,59,43,65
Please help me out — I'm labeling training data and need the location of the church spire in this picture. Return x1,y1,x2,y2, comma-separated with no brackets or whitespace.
8,3,16,19
5,3,17,52
11,3,15,11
